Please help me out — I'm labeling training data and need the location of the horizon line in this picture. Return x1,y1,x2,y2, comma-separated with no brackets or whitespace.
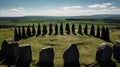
0,14,120,17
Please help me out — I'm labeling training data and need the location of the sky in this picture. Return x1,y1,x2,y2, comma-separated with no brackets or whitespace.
0,0,120,17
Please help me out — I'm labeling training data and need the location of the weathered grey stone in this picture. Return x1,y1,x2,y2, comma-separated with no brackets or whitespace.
113,40,120,62
63,44,80,67
96,43,112,62
38,46,54,67
16,44,32,67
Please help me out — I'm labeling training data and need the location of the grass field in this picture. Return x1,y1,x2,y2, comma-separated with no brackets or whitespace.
0,20,120,67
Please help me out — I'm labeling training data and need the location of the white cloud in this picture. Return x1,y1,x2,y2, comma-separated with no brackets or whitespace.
10,8,25,12
10,7,25,13
27,8,120,16
102,3,112,6
0,7,26,17
18,7,24,10
110,6,117,9
0,5,120,16
88,3,112,9
61,6,83,10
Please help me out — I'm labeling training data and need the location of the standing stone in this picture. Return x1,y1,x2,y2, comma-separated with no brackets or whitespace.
1,40,8,55
16,45,32,67
101,26,106,40
96,43,116,67
113,40,120,62
78,24,82,35
84,24,88,35
18,26,22,40
22,26,26,38
36,23,41,36
96,43,112,62
105,27,110,41
1,38,19,66
32,24,36,35
49,23,53,35
55,24,58,35
42,24,47,36
90,24,95,36
60,23,63,35
38,46,54,67
14,27,18,41
27,25,31,37
63,44,80,67
96,25,100,38
65,23,70,35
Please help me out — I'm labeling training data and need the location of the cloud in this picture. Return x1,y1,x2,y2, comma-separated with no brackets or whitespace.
110,6,117,9
0,5,120,16
88,3,112,9
102,3,112,6
0,7,26,17
27,8,120,16
26,5,120,16
9,7,25,13
61,6,83,10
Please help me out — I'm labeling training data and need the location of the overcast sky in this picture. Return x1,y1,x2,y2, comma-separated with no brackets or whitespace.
0,0,120,17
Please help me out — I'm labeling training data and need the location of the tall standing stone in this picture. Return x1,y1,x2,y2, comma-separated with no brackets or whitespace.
105,27,110,41
96,25,100,38
14,27,18,41
32,24,36,35
60,23,63,35
78,24,82,35
113,40,120,62
38,46,54,67
55,24,58,35
16,45,32,67
63,44,80,67
27,25,31,37
22,26,26,38
84,24,88,35
72,23,75,34
101,26,105,40
49,23,53,35
37,23,41,36
65,23,70,35
18,26,22,40
42,24,47,36
90,24,95,36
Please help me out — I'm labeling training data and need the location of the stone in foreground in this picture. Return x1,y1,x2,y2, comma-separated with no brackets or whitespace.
38,46,54,67
63,44,80,67
113,40,120,62
16,44,32,67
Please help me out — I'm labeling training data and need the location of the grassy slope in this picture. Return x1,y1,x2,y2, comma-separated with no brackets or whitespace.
0,20,120,67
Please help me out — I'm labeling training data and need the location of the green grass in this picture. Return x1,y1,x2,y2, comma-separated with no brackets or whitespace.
0,20,120,67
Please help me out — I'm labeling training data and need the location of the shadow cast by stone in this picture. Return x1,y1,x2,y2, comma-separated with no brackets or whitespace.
73,32,77,35
49,33,52,36
54,33,58,36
